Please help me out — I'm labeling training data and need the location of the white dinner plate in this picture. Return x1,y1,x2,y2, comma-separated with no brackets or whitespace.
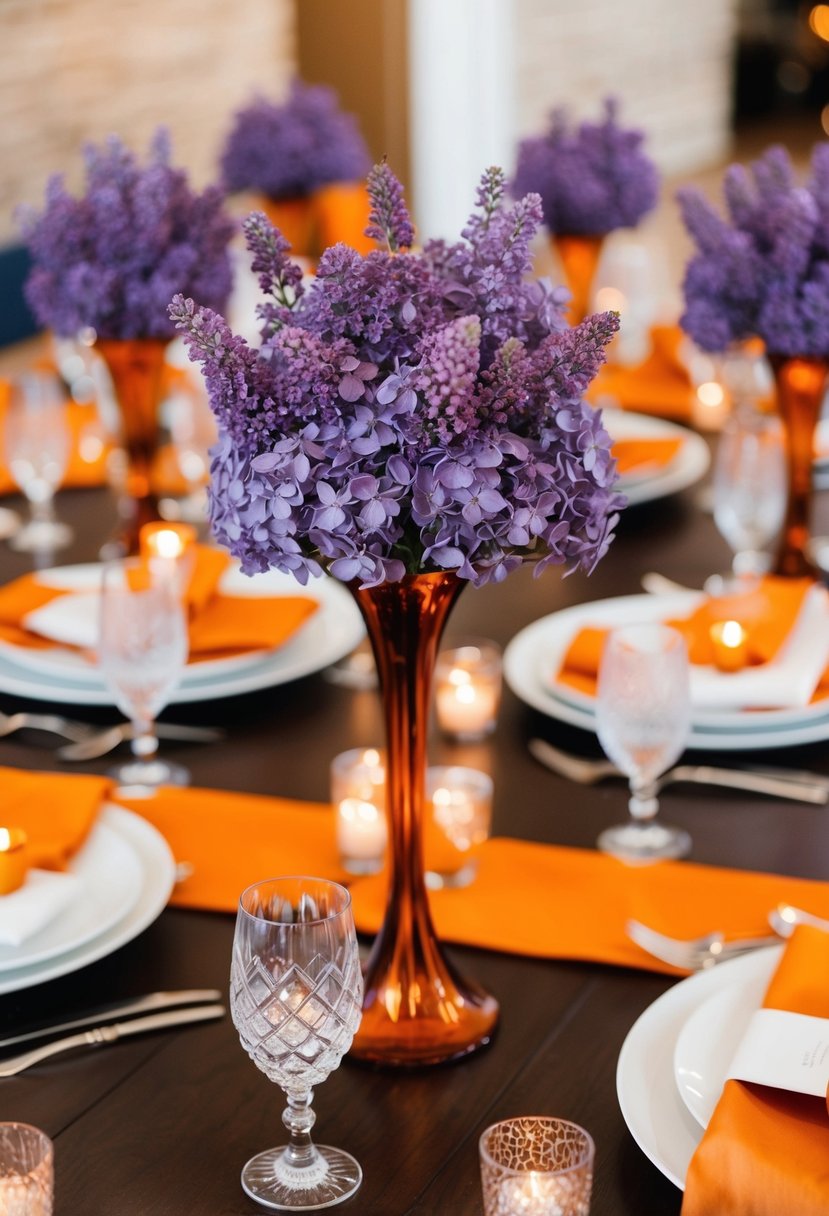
503,594,829,751
673,964,772,1128
616,946,780,1189
0,804,175,995
603,409,710,506
0,566,364,705
0,818,143,972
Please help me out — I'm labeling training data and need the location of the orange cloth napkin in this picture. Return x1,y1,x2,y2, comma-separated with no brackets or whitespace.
0,765,111,870
557,577,815,698
114,785,349,909
348,837,829,974
588,325,696,421
0,549,319,661
682,924,829,1215
612,436,684,476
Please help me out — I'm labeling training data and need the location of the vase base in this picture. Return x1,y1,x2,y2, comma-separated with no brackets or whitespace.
349,993,499,1068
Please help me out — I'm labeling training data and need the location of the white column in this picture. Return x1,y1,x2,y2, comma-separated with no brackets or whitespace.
407,0,515,242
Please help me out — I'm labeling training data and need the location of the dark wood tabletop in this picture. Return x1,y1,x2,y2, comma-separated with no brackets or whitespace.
3,475,829,1216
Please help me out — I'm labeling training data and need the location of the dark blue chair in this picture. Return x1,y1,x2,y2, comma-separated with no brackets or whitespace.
0,245,40,347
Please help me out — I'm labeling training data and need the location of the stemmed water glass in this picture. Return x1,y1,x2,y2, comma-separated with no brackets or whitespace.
595,623,692,863
712,406,786,587
4,371,73,556
97,558,189,790
230,877,364,1211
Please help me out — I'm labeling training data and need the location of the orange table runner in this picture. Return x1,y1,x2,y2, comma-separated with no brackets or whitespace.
682,924,829,1214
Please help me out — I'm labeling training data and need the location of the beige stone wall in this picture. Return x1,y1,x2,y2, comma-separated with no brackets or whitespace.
514,0,739,175
0,0,296,246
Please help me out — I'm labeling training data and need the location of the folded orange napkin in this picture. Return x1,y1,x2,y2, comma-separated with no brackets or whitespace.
114,785,349,909
557,577,815,698
0,549,319,661
611,436,684,476
0,765,111,870
588,325,697,421
682,924,829,1215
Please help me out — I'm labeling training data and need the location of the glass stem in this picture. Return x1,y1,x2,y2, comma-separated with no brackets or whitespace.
130,720,158,762
628,779,659,823
281,1089,319,1171
30,495,56,525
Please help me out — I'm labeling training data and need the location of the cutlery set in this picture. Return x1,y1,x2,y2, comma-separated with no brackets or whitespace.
0,709,224,759
626,904,829,971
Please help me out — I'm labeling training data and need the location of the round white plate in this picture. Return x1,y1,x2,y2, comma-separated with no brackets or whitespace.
616,946,780,1189
603,409,710,506
0,804,175,995
0,568,364,705
673,965,771,1128
503,594,829,751
0,818,143,972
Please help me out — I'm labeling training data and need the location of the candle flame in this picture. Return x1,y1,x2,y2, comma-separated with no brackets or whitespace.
721,619,746,648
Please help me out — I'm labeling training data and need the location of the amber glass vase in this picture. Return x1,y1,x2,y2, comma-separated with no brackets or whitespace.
259,195,316,258
769,353,829,578
552,234,605,326
95,337,168,555
348,572,499,1067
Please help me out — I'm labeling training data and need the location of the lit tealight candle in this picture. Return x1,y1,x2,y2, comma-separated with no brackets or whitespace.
0,827,28,896
709,619,749,672
434,641,502,742
424,766,493,889
139,522,197,593
331,748,387,874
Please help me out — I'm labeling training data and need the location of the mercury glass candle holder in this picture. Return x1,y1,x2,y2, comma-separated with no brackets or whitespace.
0,1123,54,1216
479,1117,594,1216
330,747,387,875
434,640,502,742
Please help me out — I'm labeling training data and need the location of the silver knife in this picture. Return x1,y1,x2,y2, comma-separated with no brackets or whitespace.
0,989,222,1050
0,1004,225,1077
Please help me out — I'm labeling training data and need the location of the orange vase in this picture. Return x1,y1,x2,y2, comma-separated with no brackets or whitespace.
348,572,499,1067
259,195,317,258
313,182,374,255
769,354,829,578
552,234,605,326
95,337,168,555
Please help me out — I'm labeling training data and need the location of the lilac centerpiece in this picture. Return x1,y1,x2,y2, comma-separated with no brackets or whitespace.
679,144,829,357
512,98,659,236
170,164,622,589
220,80,370,201
19,130,234,340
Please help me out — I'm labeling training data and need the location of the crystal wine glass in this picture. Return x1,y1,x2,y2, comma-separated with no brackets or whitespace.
230,877,364,1210
712,406,786,586
97,558,189,790
596,623,692,863
4,371,73,557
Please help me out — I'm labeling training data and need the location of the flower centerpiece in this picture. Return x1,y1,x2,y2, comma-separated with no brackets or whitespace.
20,129,235,551
171,163,622,1067
679,143,829,576
219,80,370,255
512,98,659,322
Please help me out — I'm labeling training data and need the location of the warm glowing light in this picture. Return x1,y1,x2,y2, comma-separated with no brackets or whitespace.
0,829,10,852
810,4,829,41
720,619,746,649
696,381,725,408
595,286,627,314
709,620,749,672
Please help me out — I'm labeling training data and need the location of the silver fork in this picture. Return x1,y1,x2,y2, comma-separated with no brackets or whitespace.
626,919,779,971
0,710,96,744
57,722,226,762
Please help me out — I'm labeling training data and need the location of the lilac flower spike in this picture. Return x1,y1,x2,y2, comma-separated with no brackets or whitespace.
170,165,622,588
679,142,829,356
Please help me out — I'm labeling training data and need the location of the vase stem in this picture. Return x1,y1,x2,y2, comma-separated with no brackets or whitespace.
769,354,829,578
552,234,605,326
348,572,499,1067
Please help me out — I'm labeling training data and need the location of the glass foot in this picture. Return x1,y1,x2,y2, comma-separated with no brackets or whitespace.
241,1145,362,1211
597,821,691,864
10,519,73,553
109,757,190,794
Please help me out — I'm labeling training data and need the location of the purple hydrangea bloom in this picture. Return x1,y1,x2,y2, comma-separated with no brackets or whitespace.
679,143,829,357
170,163,622,588
512,98,659,236
19,130,234,341
220,80,370,200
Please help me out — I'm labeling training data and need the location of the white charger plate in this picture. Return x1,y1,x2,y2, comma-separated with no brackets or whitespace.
0,818,143,972
603,409,710,506
503,594,829,751
0,804,175,995
616,946,780,1189
0,567,364,705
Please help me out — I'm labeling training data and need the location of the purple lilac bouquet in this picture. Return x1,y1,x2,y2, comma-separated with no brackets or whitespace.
512,98,658,236
679,144,829,356
220,81,370,200
169,164,622,588
19,130,234,341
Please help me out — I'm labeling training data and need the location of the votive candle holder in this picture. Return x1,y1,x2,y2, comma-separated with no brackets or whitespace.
0,1123,54,1216
424,766,493,890
434,640,502,742
479,1116,594,1216
331,747,387,875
